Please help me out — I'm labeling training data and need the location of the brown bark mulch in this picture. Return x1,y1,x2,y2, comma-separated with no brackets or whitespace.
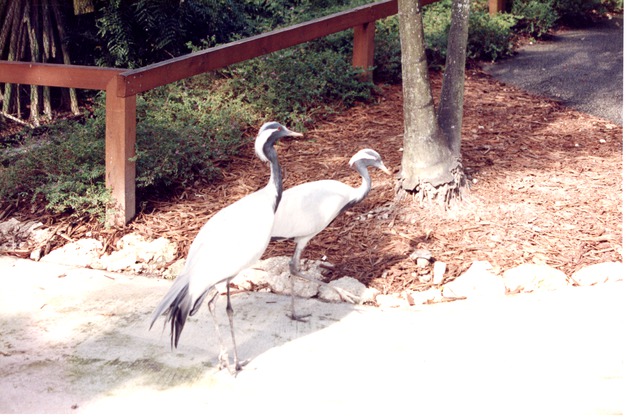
2,70,623,294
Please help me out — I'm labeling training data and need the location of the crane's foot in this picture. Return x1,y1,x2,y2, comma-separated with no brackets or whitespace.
287,312,311,322
217,348,231,371
327,285,360,304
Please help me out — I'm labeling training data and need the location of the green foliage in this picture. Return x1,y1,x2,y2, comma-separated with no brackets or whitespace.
373,16,403,83
467,10,517,61
227,45,373,130
94,0,250,68
0,114,110,218
423,1,453,66
512,0,559,38
422,0,517,65
552,0,607,24
0,75,257,218
134,76,256,190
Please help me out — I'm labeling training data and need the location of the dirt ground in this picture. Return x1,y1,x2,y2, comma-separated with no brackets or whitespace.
1,70,623,294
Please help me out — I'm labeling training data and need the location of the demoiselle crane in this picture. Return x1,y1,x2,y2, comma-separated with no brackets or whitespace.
149,122,302,373
270,148,391,320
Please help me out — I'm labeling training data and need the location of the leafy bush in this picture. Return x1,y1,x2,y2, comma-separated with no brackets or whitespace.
94,0,251,68
0,115,110,218
0,75,257,219
512,0,559,38
134,76,256,190
467,9,518,61
422,0,517,65
374,16,404,83
552,0,607,25
422,1,453,67
227,45,373,130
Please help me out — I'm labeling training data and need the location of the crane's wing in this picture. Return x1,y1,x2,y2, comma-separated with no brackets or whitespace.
271,180,353,240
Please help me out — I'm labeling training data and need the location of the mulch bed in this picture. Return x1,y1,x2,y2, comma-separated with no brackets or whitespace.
2,69,623,295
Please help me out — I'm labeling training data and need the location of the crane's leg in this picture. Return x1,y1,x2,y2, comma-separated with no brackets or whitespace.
207,287,230,370
225,279,248,374
287,243,360,322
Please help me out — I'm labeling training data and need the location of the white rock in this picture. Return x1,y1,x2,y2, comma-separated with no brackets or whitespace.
41,238,103,268
375,293,409,308
96,249,138,272
571,262,623,286
408,288,443,305
268,273,319,298
232,267,272,290
442,261,505,300
433,261,447,285
502,263,568,293
318,276,376,304
114,233,177,265
163,258,185,280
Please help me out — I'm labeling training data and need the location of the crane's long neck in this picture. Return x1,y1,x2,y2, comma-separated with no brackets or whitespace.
349,163,372,206
264,143,283,212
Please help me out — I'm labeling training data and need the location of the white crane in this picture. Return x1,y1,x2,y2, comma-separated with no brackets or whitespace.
270,148,391,320
149,122,302,373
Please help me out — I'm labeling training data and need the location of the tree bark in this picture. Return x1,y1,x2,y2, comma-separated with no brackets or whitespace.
437,0,470,153
398,0,463,199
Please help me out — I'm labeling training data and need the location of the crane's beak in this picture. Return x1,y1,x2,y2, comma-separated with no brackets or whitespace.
379,163,392,176
284,129,303,138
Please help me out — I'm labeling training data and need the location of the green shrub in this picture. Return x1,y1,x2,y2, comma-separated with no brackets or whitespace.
94,0,251,68
423,0,453,66
423,0,517,64
227,45,374,130
553,0,607,25
512,0,559,38
0,75,257,219
0,114,110,218
374,16,403,83
134,76,256,191
467,10,517,61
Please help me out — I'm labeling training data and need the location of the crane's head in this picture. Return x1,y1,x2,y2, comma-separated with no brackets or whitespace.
349,149,391,175
255,122,303,163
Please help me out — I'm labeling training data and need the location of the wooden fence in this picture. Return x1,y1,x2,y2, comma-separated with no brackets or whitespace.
0,0,506,225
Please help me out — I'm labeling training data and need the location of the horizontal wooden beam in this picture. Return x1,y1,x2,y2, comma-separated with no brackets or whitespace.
0,61,121,90
118,0,441,97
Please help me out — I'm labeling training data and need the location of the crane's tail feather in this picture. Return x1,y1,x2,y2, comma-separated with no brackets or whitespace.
149,274,192,349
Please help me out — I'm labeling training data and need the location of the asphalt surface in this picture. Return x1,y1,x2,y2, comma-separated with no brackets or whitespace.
484,15,623,125
0,256,625,416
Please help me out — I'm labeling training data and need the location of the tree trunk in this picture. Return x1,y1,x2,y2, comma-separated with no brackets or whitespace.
398,0,469,206
438,0,470,152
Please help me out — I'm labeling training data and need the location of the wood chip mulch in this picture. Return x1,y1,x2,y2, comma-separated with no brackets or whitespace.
2,70,623,294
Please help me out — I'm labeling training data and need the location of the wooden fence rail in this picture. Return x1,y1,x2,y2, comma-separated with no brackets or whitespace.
0,0,506,225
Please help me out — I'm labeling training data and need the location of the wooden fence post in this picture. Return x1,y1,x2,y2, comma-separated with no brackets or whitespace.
105,76,136,226
352,21,376,81
488,0,506,14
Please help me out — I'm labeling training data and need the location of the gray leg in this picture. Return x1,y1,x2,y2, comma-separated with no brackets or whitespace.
288,244,360,306
287,244,312,322
207,288,229,370
225,279,248,374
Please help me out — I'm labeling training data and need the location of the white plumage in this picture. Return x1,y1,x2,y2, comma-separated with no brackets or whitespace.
149,122,301,372
271,148,391,319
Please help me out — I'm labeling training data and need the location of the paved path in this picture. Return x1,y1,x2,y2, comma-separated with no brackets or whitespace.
0,256,624,416
484,16,623,125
